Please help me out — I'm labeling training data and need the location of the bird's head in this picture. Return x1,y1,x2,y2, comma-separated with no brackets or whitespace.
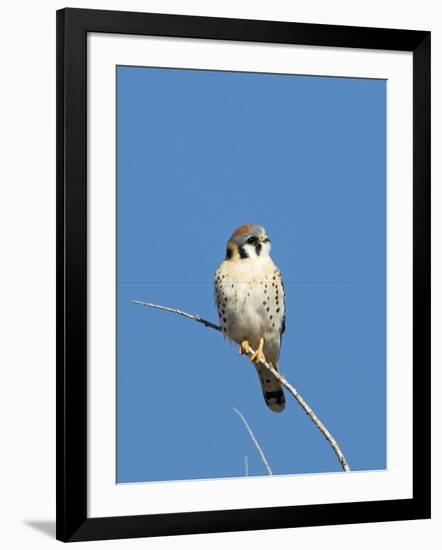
225,224,271,261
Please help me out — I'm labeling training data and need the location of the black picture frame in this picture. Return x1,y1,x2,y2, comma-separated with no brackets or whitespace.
56,7,431,542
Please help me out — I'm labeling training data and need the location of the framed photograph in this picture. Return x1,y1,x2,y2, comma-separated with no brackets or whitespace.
56,7,431,542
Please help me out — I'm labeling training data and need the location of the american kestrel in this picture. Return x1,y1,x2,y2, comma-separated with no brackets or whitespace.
214,224,286,412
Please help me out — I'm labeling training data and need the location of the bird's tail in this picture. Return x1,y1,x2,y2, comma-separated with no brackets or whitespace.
256,363,285,413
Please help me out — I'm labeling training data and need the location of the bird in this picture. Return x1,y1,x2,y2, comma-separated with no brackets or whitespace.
214,224,286,412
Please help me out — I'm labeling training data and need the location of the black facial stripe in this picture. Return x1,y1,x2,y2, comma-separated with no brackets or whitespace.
255,243,262,256
225,247,233,259
238,246,248,259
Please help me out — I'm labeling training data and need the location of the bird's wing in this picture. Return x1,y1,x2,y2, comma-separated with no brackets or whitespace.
277,270,286,345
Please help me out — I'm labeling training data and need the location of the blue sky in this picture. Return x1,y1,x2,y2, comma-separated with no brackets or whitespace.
116,66,386,483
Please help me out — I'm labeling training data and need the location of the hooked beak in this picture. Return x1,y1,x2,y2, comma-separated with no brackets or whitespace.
259,233,270,243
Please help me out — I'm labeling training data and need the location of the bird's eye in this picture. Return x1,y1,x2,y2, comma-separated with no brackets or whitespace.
247,236,257,244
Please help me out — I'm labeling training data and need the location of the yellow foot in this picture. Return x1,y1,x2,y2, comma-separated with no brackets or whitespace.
250,338,266,364
239,339,252,355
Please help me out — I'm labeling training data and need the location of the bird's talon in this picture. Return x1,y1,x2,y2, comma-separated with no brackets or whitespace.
250,350,266,364
239,339,251,355
250,338,266,364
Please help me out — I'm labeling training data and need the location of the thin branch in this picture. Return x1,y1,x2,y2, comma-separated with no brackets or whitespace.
232,407,272,476
132,299,350,472
131,300,221,332
255,361,350,472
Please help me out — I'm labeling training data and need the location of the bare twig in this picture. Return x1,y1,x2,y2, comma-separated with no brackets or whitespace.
253,360,350,472
131,300,221,332
132,299,350,472
232,407,272,476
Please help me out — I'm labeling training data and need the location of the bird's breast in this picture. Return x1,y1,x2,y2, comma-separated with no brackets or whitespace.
214,257,284,349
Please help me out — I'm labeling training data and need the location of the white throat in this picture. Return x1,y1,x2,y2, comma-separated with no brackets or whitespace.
242,241,271,259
